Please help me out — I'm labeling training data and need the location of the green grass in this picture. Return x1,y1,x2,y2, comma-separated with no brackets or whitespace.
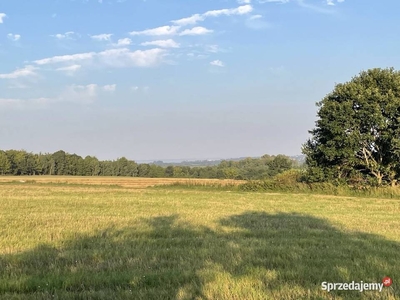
0,181,399,299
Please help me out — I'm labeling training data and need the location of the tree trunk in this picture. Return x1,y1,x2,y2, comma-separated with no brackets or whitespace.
376,172,383,186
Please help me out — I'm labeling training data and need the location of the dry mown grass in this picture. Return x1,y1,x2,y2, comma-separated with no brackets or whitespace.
0,180,398,299
0,176,245,189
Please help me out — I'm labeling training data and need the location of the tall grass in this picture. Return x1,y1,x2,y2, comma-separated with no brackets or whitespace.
157,174,400,199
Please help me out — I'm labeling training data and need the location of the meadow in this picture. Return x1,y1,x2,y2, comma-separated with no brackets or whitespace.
0,177,399,299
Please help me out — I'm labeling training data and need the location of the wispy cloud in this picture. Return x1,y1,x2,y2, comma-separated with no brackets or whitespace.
204,5,253,17
34,52,96,65
54,84,99,105
179,27,213,36
130,26,181,36
56,64,82,75
51,31,78,40
245,15,270,29
0,13,6,23
112,38,132,47
0,82,121,109
257,0,344,13
171,14,204,26
205,45,221,53
90,33,113,41
141,39,180,48
296,0,335,14
257,0,344,12
7,33,21,41
258,0,289,3
103,84,117,92
129,4,253,41
97,48,166,68
172,5,253,26
210,60,225,67
0,65,37,79
34,48,166,68
326,0,345,5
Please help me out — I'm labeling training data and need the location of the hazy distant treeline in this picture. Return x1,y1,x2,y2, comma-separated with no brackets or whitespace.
0,150,296,180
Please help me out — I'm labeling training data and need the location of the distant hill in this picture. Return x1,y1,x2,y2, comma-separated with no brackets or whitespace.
147,155,306,167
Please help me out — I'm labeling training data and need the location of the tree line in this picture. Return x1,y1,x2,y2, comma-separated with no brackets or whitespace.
0,149,296,180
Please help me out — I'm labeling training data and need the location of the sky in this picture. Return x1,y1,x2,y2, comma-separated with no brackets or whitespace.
1,0,400,161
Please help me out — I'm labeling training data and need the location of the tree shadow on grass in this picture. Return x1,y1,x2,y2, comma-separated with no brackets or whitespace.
219,212,399,299
0,213,398,299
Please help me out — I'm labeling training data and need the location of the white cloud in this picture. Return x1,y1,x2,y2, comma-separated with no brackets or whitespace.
130,25,180,36
34,48,166,69
103,84,116,92
296,0,334,13
0,83,119,109
7,33,21,41
268,0,342,13
112,38,132,47
203,5,253,17
171,14,204,26
90,33,113,41
34,52,96,65
210,60,225,67
246,15,270,29
0,65,37,79
326,0,345,5
179,27,213,36
0,13,6,23
97,48,165,67
250,14,263,20
131,86,151,92
205,45,221,53
172,5,253,26
141,39,180,48
51,31,77,40
258,0,289,3
56,64,82,75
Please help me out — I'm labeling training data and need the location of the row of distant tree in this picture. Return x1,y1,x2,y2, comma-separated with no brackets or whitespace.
0,150,296,180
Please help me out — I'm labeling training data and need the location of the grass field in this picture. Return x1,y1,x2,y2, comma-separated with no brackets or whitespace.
0,177,399,299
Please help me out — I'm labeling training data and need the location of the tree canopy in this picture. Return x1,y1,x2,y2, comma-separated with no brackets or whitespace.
0,149,295,180
303,68,400,186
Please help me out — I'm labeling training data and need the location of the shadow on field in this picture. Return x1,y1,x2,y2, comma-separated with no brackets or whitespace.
0,213,398,299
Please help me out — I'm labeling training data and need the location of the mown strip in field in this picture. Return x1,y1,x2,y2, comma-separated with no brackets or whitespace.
0,176,245,189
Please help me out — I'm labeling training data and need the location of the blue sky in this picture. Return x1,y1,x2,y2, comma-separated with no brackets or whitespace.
1,0,400,161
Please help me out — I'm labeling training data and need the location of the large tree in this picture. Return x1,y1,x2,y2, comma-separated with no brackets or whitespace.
303,68,400,186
